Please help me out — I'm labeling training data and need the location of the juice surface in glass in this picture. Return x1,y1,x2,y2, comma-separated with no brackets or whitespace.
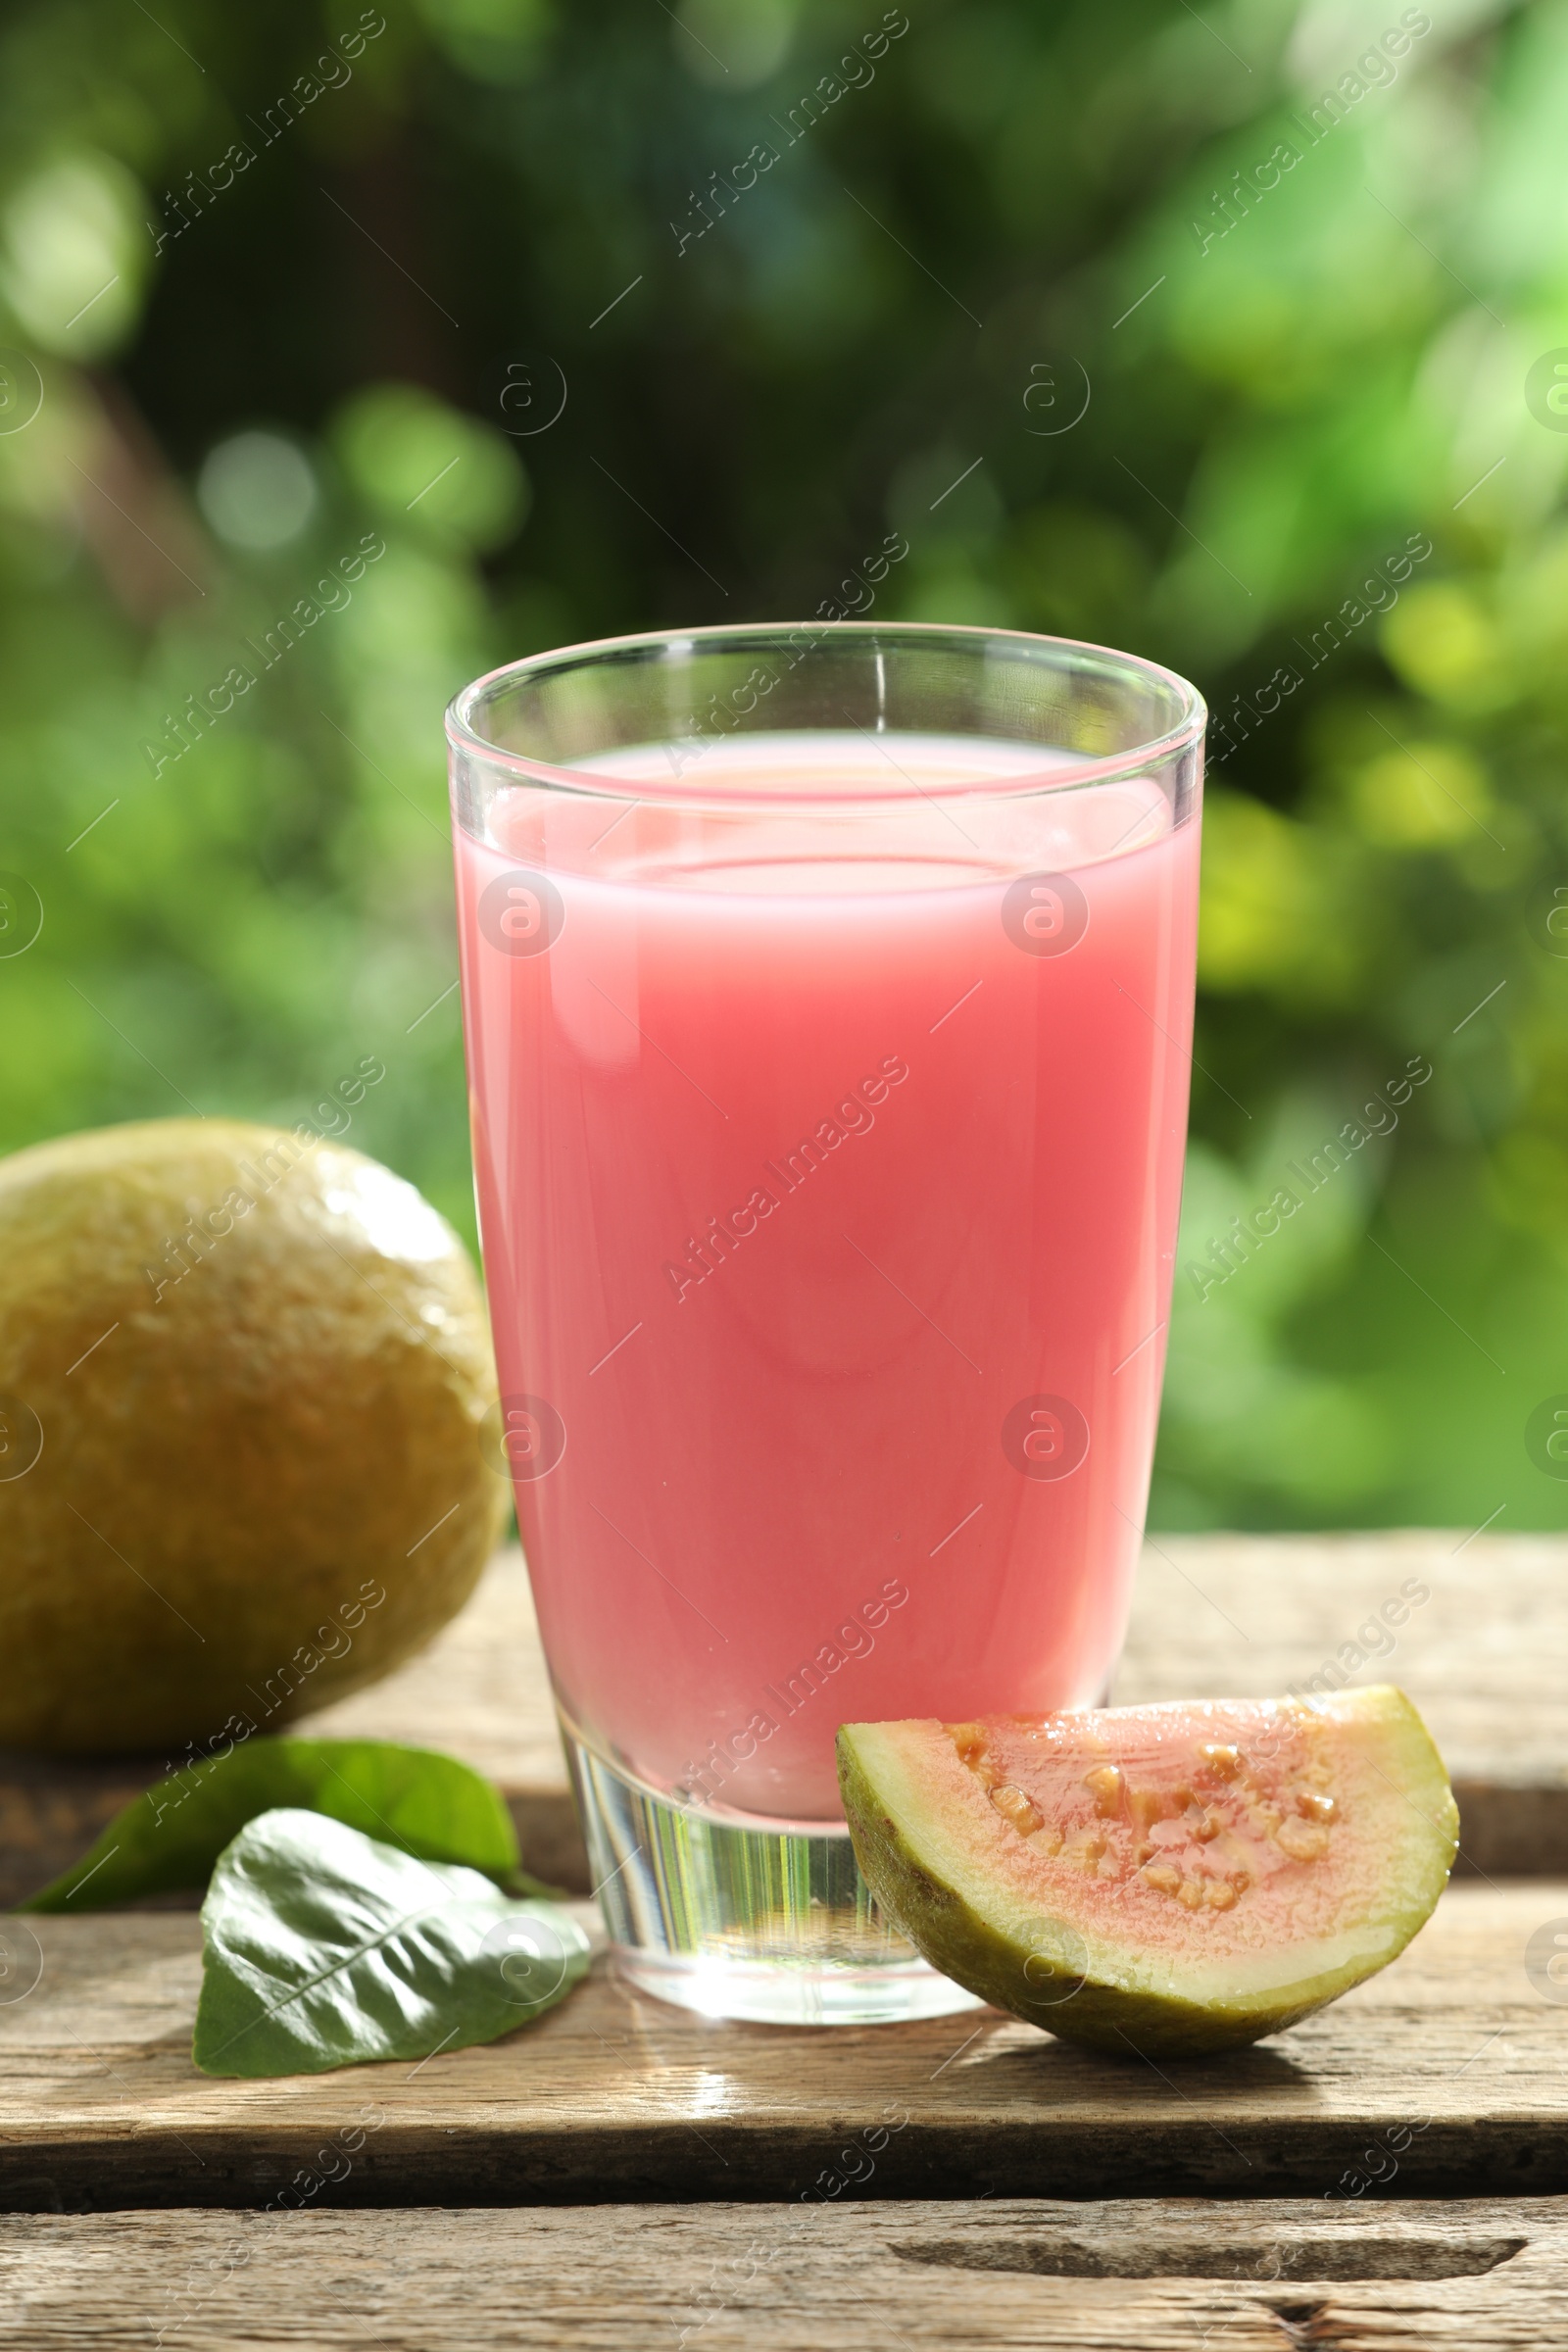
454,729,1200,1825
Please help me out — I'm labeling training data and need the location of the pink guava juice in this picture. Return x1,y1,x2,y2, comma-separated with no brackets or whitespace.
454,731,1200,1824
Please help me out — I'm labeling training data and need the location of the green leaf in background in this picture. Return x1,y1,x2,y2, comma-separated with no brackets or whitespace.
19,1738,548,1912
192,1809,591,2079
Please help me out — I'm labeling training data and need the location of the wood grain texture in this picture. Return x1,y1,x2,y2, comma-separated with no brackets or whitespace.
3,1528,1563,1904
0,1550,578,1908
1115,1530,1568,1876
3,2195,1568,2349
2,1883,1567,2210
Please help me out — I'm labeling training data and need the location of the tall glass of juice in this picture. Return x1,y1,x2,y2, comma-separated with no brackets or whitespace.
447,622,1204,2025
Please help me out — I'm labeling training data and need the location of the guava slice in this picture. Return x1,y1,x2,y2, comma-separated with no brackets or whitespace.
839,1687,1457,2055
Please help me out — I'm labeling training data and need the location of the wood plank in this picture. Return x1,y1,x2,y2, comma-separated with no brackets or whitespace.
0,1551,580,1909
3,1882,1568,2209
3,2194,1568,2348
1116,1530,1568,1877
3,1529,1563,1906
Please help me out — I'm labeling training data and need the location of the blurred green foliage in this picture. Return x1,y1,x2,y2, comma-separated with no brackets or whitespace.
0,0,1564,1532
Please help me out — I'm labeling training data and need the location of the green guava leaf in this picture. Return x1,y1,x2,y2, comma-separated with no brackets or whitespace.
19,1737,549,1911
193,1808,591,2078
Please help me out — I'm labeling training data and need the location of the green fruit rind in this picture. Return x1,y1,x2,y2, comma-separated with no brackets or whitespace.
0,1118,508,1755
838,1687,1458,2057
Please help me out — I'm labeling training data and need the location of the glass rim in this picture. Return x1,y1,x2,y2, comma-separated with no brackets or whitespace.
445,620,1206,808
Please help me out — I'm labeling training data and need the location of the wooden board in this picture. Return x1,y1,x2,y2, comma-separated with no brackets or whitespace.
3,1882,1568,2210
3,1530,1562,1905
3,2194,1568,2349
1117,1529,1568,1879
0,1549,577,1910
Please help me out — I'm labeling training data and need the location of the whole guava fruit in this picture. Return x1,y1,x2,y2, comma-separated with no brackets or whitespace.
0,1118,510,1754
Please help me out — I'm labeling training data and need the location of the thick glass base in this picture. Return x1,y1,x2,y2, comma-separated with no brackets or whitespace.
562,1714,983,2027
617,1945,983,2027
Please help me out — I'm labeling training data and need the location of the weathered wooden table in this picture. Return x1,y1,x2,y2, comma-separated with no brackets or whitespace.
3,1532,1566,2347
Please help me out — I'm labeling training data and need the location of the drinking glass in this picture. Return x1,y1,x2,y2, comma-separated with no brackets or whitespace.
447,622,1204,2025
